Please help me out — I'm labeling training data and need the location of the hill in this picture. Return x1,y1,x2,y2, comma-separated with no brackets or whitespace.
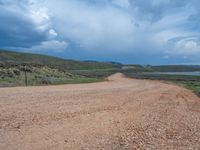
0,50,121,70
0,50,121,86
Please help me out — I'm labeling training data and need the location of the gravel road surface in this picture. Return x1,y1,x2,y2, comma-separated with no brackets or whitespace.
0,73,200,150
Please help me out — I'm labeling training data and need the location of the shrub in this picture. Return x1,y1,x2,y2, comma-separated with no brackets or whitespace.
13,69,21,76
40,77,51,85
7,70,14,77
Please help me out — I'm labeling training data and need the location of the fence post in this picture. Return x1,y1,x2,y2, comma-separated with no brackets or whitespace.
24,65,28,86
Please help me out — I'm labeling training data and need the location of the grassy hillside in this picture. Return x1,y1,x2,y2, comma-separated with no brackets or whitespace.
0,50,121,86
0,50,121,70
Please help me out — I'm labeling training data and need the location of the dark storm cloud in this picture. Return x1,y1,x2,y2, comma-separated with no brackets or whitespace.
0,8,47,47
0,0,52,48
1,0,200,64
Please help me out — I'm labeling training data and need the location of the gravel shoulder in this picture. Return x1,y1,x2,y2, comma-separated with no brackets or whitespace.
0,73,200,150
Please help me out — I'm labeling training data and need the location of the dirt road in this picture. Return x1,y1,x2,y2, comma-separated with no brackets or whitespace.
0,73,200,150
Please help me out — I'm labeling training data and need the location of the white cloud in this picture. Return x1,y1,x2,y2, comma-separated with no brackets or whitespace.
30,40,68,52
48,29,58,38
30,7,49,24
174,40,200,54
45,0,136,52
29,7,51,31
112,0,130,8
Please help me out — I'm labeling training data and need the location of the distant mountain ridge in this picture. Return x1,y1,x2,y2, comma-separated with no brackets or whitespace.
1,50,200,72
0,50,122,70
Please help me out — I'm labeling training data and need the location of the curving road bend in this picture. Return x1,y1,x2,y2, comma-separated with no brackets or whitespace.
0,73,200,149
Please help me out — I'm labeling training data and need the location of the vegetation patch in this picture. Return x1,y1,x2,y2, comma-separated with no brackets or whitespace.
1,50,200,90
125,72,200,97
0,50,123,86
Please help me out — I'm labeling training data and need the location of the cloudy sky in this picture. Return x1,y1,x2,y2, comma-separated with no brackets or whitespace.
0,0,200,64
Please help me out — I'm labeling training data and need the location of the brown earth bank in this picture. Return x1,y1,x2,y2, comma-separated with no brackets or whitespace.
0,73,200,150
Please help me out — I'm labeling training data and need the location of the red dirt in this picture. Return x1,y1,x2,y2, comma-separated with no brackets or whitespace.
0,73,200,150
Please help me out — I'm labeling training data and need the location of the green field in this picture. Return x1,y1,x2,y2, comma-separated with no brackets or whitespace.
125,72,200,97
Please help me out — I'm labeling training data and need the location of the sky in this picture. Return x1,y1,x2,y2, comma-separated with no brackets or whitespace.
0,0,200,64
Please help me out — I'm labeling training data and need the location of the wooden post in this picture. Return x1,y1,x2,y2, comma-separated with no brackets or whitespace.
24,66,28,86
